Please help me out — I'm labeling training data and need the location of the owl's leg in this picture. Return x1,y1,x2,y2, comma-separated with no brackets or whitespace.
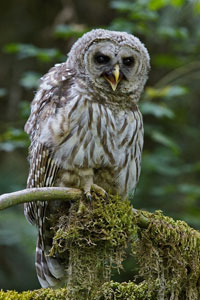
78,168,93,201
83,177,93,202
79,169,107,201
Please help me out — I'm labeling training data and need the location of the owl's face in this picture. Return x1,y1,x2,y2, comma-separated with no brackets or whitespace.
84,40,145,94
67,29,150,100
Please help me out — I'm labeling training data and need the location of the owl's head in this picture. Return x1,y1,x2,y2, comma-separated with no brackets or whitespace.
67,29,150,101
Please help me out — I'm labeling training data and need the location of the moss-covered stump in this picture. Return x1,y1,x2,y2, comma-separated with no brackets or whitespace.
134,210,200,300
49,192,136,299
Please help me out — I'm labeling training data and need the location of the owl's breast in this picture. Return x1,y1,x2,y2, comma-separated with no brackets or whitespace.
41,97,143,173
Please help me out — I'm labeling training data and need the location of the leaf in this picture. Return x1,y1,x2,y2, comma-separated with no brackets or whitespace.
140,101,174,118
8,44,38,58
152,54,183,68
36,48,64,62
164,85,188,98
145,86,188,99
0,127,29,151
171,0,184,6
54,24,88,39
20,71,41,89
145,86,171,98
158,26,188,39
109,19,135,33
129,9,158,21
151,130,180,153
148,0,184,10
3,43,64,62
110,1,134,11
111,1,158,21
3,43,20,53
0,141,29,151
194,1,200,14
148,0,169,10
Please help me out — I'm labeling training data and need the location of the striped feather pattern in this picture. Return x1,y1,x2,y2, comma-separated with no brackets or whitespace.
24,29,149,288
24,143,64,287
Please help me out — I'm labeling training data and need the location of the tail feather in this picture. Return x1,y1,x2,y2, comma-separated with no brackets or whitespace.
45,246,66,279
36,236,66,288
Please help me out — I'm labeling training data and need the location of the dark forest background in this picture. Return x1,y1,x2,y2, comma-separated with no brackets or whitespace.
1,0,200,291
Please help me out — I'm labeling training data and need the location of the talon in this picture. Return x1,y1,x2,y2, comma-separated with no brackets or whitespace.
91,184,107,199
85,191,92,202
105,192,109,201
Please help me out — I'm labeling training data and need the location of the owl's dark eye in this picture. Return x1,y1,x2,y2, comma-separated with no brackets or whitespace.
123,57,135,67
94,54,110,64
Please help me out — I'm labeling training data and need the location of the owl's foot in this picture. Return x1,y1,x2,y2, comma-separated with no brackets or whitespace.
91,184,108,199
84,184,108,201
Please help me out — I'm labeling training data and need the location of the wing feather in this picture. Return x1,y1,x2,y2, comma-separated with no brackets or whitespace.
24,144,59,225
24,62,74,225
24,62,75,287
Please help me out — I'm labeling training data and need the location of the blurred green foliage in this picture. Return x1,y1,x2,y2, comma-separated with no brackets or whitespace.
1,0,200,291
54,24,88,38
108,0,200,226
3,43,65,62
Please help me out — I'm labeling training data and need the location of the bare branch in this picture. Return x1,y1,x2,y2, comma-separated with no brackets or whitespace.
0,187,150,230
0,187,83,210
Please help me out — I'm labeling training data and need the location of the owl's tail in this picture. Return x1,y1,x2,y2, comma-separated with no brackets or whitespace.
35,234,66,288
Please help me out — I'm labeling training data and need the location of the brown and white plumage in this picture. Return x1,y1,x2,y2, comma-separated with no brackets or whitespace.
24,29,150,288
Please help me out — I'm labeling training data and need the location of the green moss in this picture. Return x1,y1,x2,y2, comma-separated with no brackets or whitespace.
0,281,159,300
51,193,136,253
0,288,68,300
49,192,137,299
134,210,200,299
3,198,200,299
97,280,158,300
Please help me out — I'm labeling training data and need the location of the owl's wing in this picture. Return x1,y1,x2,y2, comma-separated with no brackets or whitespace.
24,143,60,225
24,62,74,225
24,63,75,287
24,141,64,287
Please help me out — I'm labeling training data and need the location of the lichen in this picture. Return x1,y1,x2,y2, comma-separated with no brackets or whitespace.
49,192,137,299
134,210,200,300
0,288,68,300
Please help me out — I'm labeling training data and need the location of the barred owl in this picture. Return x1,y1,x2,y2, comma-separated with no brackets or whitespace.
24,29,150,288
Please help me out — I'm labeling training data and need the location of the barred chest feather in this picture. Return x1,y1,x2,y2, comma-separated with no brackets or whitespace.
39,92,143,196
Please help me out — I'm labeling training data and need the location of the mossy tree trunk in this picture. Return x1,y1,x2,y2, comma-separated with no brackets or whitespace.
1,188,200,299
49,193,136,299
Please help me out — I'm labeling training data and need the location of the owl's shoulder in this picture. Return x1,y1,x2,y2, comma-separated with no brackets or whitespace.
39,63,74,90
25,63,75,138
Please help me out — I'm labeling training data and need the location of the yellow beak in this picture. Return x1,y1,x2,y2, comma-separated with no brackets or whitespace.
103,64,121,91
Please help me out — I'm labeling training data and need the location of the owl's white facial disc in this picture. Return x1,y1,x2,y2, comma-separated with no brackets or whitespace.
84,39,149,97
67,29,150,102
